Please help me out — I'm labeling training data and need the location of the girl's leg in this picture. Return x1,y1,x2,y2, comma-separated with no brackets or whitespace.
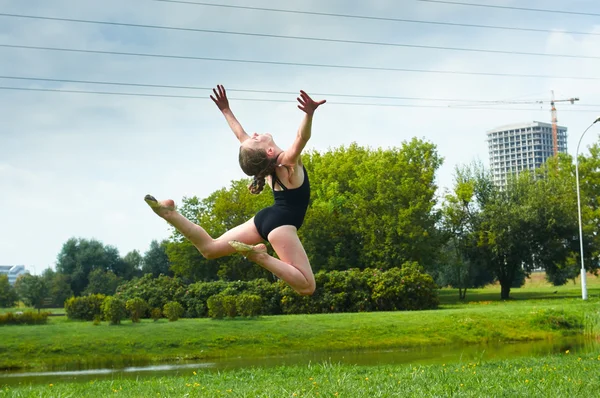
242,225,316,296
145,195,264,259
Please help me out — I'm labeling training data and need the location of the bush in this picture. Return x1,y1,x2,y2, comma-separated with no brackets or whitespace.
236,294,262,317
163,301,184,322
222,295,237,318
0,311,49,326
370,263,439,311
181,280,228,318
126,298,148,323
151,307,162,322
116,274,185,310
102,296,127,325
64,294,106,321
244,279,282,315
207,295,226,319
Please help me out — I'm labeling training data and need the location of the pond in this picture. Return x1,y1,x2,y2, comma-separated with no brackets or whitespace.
1,336,598,386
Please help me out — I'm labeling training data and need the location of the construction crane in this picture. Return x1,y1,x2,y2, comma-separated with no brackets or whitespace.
549,91,579,156
457,91,579,156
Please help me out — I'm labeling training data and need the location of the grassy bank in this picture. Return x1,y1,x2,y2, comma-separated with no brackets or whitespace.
4,353,600,397
1,297,597,372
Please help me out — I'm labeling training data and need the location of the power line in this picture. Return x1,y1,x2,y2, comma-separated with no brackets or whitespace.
2,86,597,112
1,13,596,60
2,44,599,81
2,75,598,107
416,0,600,18
149,0,600,36
0,75,477,102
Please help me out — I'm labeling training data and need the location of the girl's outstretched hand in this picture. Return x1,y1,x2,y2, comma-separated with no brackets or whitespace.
210,84,230,111
297,90,326,115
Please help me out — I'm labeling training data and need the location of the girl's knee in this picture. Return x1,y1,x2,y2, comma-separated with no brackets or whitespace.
297,280,316,296
196,242,220,260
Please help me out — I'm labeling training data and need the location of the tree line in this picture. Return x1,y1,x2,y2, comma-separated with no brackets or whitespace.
2,137,599,309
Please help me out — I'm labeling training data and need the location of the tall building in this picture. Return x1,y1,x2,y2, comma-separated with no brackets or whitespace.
0,265,28,285
487,121,567,187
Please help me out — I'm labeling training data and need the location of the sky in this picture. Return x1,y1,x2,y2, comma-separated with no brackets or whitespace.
1,0,600,273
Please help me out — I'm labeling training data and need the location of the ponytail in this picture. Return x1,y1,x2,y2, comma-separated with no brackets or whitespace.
249,174,267,195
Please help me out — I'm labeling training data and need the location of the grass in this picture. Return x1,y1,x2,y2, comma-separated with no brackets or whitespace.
0,272,598,373
3,353,600,397
0,297,597,372
439,271,600,306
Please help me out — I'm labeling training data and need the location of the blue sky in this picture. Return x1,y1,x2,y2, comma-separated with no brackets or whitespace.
1,0,599,272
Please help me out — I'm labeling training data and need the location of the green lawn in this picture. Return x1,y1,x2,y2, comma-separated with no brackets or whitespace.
439,271,600,306
1,297,597,372
4,354,600,397
1,272,598,373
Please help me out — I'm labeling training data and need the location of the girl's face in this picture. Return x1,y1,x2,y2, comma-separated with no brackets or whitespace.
242,133,276,153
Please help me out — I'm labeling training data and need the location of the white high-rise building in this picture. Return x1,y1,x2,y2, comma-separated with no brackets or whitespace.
487,121,567,188
0,265,28,285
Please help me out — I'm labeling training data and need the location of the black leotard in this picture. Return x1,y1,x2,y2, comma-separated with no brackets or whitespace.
253,165,310,241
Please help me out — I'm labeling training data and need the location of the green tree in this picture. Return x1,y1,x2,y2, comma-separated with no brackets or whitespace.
438,162,495,299
83,269,122,296
122,250,143,279
0,275,18,307
56,238,127,295
572,141,600,277
142,240,172,277
41,268,73,307
14,274,49,312
341,140,443,268
469,158,583,299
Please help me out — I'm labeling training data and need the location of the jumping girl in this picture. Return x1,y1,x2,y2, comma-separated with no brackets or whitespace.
144,85,326,295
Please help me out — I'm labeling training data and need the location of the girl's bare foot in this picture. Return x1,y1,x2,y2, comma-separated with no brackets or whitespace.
229,241,268,258
144,194,175,218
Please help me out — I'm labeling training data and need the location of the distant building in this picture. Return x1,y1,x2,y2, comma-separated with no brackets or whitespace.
0,265,28,285
487,121,567,188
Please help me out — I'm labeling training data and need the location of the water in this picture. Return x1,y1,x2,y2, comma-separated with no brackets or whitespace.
1,337,598,386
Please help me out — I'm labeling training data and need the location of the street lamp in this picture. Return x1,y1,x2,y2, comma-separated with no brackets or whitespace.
575,117,600,300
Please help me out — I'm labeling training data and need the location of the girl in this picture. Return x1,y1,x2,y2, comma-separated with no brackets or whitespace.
144,85,326,295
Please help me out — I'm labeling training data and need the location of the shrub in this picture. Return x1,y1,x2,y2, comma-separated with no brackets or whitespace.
244,278,282,315
370,263,439,311
207,295,226,319
116,274,185,310
102,296,127,325
163,301,184,322
126,298,148,323
151,307,162,322
64,294,106,321
236,294,262,317
0,311,49,326
222,295,237,318
181,280,228,318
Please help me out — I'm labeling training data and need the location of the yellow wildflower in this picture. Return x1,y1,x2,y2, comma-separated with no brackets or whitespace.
49,384,53,387
193,371,197,375
565,350,570,354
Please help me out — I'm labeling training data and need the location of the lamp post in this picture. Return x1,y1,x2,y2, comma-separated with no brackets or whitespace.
575,117,600,300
